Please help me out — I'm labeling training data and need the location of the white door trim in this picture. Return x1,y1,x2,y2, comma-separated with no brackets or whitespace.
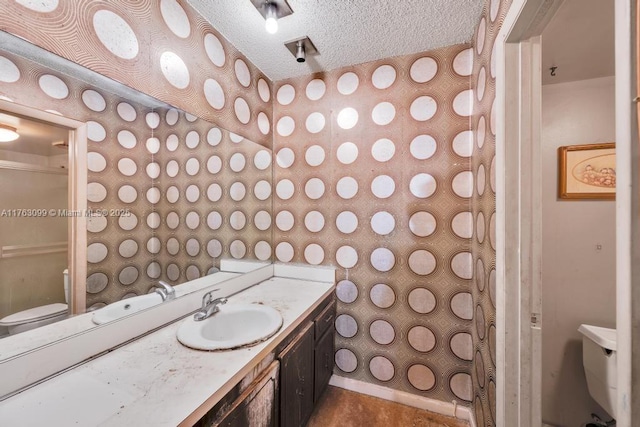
614,0,637,425
495,1,563,426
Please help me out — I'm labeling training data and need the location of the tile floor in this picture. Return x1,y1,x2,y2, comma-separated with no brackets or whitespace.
307,386,469,427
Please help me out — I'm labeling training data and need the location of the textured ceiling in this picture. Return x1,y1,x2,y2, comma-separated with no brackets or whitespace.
187,0,484,81
541,0,614,85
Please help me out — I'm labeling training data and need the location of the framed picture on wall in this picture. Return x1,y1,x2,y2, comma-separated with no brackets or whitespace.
558,142,616,200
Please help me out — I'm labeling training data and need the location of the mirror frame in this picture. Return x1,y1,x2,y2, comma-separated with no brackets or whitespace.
0,100,87,315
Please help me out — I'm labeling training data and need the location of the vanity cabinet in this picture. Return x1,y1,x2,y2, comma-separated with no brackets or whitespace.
278,298,336,427
194,294,336,427
200,361,279,427
279,322,315,427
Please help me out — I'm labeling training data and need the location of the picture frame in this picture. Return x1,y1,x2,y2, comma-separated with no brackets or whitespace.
558,142,616,200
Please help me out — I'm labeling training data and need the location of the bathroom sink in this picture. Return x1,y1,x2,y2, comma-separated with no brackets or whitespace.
176,303,283,351
92,293,163,325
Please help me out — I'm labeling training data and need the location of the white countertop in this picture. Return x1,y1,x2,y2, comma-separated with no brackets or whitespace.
0,277,335,427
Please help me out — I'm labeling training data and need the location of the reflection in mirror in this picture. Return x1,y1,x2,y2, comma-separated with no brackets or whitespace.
152,108,273,287
0,44,273,360
0,113,71,337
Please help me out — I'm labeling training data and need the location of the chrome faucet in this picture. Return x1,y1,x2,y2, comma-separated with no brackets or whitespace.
154,280,176,301
194,291,227,321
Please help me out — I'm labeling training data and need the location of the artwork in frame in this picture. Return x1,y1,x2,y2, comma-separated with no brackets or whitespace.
558,142,616,200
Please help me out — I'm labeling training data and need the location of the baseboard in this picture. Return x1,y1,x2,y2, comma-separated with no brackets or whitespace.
329,375,476,427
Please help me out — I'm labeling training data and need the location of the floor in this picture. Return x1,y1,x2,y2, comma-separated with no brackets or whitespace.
307,386,469,427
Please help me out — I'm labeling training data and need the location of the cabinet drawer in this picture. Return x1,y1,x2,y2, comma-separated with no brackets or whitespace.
314,301,335,340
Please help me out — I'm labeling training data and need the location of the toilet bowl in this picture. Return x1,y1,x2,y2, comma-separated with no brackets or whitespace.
578,324,617,419
0,269,69,335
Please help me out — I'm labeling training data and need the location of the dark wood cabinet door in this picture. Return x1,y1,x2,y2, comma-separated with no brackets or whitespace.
279,322,315,427
214,361,279,427
314,327,334,403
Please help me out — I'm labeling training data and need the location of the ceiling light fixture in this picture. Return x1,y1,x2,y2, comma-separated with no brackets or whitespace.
0,124,19,142
295,40,305,62
285,37,318,64
265,2,278,34
250,0,293,34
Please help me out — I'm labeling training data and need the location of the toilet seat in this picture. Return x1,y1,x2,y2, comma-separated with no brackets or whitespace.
0,303,68,327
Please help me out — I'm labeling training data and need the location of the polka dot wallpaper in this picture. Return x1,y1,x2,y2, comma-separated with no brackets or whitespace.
0,51,272,310
273,43,476,404
470,0,512,425
153,111,272,285
0,51,157,308
0,0,512,422
0,0,273,147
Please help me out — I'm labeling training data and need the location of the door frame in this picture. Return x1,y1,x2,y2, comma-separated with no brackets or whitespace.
614,0,638,424
0,100,87,314
496,0,637,426
495,0,562,426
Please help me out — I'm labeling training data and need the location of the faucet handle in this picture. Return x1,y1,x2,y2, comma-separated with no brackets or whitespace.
155,280,175,301
201,289,220,307
212,297,228,306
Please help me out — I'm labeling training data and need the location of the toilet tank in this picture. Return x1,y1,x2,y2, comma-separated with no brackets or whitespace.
578,324,616,419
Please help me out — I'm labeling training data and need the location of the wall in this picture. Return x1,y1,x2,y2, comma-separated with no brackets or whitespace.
469,0,513,425
541,76,616,426
0,51,156,309
0,0,273,147
0,52,273,310
0,0,510,421
273,44,475,404
154,111,273,285
0,0,277,310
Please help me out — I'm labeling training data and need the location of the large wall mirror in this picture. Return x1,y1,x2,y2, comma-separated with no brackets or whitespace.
0,35,274,365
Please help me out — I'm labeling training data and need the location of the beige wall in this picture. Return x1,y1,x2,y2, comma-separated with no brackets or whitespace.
541,76,616,426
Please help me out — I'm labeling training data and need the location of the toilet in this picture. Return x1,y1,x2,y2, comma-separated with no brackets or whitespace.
578,324,617,419
0,269,70,335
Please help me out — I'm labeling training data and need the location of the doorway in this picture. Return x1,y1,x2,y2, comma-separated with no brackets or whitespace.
0,100,87,318
496,0,636,426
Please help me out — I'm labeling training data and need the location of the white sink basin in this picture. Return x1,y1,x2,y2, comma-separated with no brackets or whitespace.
176,303,283,351
92,293,163,325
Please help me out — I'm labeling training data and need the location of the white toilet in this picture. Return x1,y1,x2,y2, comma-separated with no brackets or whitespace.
0,269,70,335
578,324,617,419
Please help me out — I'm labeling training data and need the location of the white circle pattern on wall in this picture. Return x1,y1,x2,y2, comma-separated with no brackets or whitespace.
337,107,359,130
410,57,438,83
336,280,358,304
372,65,396,89
337,72,359,95
0,24,499,414
160,51,189,89
0,56,20,83
92,10,139,60
370,284,395,309
160,0,190,38
30,37,484,411
369,356,395,382
371,138,395,162
306,78,326,100
336,142,358,164
203,33,225,67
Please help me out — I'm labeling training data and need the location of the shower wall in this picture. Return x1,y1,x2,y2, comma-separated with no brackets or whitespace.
0,168,67,319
